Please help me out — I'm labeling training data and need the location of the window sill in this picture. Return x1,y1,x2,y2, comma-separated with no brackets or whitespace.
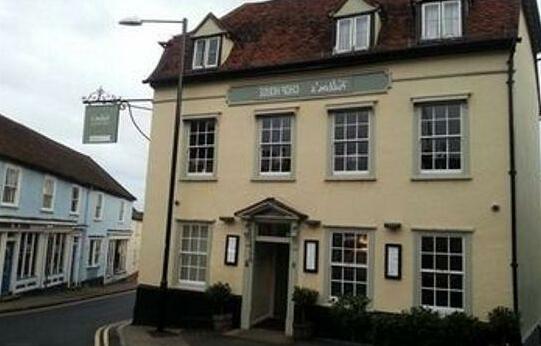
411,174,472,182
325,175,376,182
180,176,218,182
86,265,100,269
70,212,80,217
251,175,296,183
177,281,207,292
40,208,54,214
0,203,19,209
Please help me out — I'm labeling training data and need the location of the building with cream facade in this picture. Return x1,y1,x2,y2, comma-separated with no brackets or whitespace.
134,0,541,343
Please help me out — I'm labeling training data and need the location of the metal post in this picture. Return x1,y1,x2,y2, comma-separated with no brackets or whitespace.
157,18,187,332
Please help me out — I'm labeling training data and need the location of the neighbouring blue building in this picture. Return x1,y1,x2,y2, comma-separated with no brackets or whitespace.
0,113,136,296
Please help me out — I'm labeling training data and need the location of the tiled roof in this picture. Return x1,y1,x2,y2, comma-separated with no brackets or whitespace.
0,113,136,201
146,0,539,85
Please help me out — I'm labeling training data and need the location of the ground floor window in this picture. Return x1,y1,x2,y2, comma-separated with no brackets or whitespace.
45,233,67,276
107,239,128,277
88,239,102,267
329,230,370,298
178,223,210,286
420,234,465,312
16,233,39,280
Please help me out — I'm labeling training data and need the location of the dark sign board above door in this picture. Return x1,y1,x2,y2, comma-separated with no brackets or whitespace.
228,71,390,105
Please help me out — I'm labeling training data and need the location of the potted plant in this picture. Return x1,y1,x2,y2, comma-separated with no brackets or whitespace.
205,282,233,332
292,286,319,340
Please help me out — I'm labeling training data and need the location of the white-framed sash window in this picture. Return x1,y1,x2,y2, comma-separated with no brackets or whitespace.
41,176,56,211
186,118,216,176
88,239,102,267
335,14,371,53
331,108,371,175
421,1,462,40
1,165,21,207
177,223,210,289
70,186,81,215
94,193,104,220
118,201,125,222
258,115,293,175
419,234,466,313
192,36,220,69
329,230,370,298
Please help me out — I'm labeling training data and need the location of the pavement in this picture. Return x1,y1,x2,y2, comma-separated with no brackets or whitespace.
99,324,363,346
0,279,137,314
0,290,136,346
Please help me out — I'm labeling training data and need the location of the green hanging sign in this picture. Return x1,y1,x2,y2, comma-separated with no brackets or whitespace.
83,104,121,144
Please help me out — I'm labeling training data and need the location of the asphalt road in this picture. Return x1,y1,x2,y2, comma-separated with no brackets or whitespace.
0,291,136,346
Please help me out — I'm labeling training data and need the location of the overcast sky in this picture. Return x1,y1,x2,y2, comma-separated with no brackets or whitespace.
0,1,540,210
0,0,259,209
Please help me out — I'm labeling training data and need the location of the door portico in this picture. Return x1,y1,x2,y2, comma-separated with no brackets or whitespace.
234,198,308,336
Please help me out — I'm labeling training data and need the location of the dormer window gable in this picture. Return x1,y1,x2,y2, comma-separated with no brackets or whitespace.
335,14,372,53
420,0,463,41
193,36,221,70
332,0,381,55
190,12,233,70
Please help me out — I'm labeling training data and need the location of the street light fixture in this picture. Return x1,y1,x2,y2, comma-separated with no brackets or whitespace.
119,16,188,333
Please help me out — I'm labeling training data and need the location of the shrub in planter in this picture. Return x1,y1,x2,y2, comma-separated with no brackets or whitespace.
205,282,233,332
487,307,521,346
442,312,487,346
331,295,371,342
292,286,319,340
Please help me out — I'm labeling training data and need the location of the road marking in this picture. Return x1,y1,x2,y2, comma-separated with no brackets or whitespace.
95,325,105,346
0,289,135,318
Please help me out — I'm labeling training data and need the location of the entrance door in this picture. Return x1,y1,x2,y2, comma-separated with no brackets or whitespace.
1,242,15,295
250,241,290,330
70,237,79,286
106,240,115,278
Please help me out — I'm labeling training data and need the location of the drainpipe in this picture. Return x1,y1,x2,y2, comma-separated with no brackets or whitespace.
506,37,520,314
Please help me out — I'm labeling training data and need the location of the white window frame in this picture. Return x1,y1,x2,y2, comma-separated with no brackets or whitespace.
45,233,67,277
330,108,372,176
70,185,81,215
418,234,466,314
16,232,39,280
94,193,104,221
192,36,221,70
88,239,102,267
186,118,217,177
257,115,294,177
418,102,465,175
421,1,462,41
118,200,125,222
335,14,371,54
328,229,371,300
1,164,22,207
177,223,211,291
41,176,56,212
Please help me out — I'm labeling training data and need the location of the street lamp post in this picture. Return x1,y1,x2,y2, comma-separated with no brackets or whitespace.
119,16,188,333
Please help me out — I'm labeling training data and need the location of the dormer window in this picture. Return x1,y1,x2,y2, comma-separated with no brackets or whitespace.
335,14,371,53
193,36,220,70
421,0,462,40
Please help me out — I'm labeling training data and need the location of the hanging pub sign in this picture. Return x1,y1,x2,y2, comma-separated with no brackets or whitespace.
227,71,390,105
83,104,121,144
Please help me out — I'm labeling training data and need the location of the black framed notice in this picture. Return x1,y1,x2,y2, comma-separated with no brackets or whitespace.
224,235,240,266
385,244,402,280
303,240,319,273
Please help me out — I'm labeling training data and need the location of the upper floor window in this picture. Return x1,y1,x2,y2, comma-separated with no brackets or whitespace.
258,115,293,176
118,200,125,222
330,108,372,176
70,186,81,215
94,193,104,220
41,176,56,211
335,15,371,53
192,36,220,70
186,119,216,176
421,1,462,40
1,165,21,207
419,102,463,173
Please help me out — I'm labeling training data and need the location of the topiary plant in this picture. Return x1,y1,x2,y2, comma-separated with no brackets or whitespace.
292,286,319,324
331,294,371,342
487,307,521,346
205,282,232,315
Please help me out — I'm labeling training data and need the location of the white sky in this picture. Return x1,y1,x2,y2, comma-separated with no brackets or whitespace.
0,0,258,209
0,0,540,210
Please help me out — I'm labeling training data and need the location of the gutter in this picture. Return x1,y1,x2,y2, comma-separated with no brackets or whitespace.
506,37,520,314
